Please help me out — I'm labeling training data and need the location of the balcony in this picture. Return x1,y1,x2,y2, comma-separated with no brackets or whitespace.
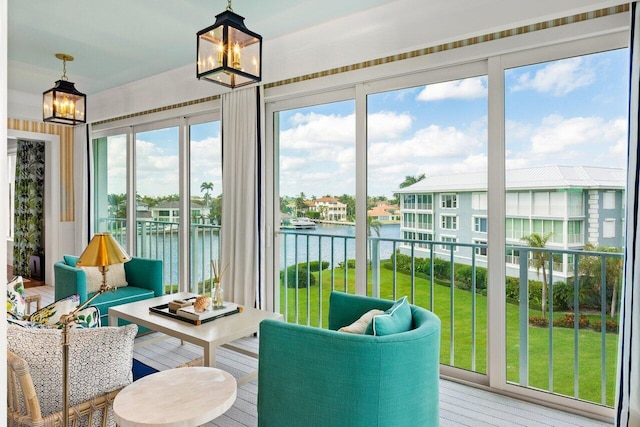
103,218,621,412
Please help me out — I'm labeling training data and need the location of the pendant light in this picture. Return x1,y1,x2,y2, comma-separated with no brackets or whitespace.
43,53,86,125
196,0,262,89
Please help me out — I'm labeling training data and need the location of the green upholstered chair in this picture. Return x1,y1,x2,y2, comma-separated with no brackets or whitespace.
54,255,163,326
258,291,441,427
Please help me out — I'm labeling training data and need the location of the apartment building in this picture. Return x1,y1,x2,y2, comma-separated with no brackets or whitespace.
395,165,625,280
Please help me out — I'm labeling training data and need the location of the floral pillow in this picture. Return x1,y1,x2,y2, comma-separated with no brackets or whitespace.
6,276,26,318
28,294,100,329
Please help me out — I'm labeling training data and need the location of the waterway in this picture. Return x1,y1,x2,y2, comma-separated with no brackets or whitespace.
280,223,400,268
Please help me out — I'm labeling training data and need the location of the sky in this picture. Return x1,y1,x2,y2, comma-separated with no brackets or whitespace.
106,48,628,199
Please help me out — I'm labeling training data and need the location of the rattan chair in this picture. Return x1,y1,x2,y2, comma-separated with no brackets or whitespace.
7,350,122,427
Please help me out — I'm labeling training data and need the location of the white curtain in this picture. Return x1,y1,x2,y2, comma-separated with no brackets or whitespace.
617,3,640,425
220,87,263,308
74,124,90,251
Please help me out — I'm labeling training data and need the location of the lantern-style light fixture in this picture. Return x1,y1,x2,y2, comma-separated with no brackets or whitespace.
43,53,86,125
196,0,262,89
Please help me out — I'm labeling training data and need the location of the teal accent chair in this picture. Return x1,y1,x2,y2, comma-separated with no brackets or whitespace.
54,255,163,327
258,291,441,427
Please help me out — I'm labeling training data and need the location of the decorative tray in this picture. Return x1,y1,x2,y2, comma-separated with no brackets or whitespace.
149,297,240,326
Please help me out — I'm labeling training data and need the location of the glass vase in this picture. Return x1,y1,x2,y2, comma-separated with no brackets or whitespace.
212,282,224,309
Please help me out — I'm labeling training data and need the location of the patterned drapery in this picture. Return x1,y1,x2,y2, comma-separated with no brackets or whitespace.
13,139,45,276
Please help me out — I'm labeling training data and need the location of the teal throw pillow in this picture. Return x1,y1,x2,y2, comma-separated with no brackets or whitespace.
367,296,412,336
63,255,79,267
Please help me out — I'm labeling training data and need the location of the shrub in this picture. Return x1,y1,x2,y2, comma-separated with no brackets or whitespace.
505,277,519,300
591,319,619,333
455,265,487,291
280,264,317,288
553,313,590,329
529,316,548,327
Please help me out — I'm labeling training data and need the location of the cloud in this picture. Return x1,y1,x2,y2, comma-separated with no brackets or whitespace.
530,115,611,154
417,77,487,102
368,124,483,166
510,57,595,96
280,112,354,149
367,111,412,141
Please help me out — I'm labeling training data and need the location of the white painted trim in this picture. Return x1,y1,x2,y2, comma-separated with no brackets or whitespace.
8,129,61,287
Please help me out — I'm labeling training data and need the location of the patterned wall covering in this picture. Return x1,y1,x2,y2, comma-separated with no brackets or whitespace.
7,118,75,222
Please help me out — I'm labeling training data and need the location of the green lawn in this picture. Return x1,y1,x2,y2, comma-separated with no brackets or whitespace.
279,266,618,407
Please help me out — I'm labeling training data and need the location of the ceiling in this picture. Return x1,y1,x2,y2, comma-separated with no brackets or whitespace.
8,0,396,97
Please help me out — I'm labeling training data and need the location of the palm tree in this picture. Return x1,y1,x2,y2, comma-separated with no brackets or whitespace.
579,243,623,317
367,215,382,270
200,182,214,208
399,173,426,189
520,232,552,317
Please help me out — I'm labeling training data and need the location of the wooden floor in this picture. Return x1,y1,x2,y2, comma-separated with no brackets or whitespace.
25,285,613,427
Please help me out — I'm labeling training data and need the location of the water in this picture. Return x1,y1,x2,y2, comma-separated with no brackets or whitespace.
134,223,401,285
280,223,400,268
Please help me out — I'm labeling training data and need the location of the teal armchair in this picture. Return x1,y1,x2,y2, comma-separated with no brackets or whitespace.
54,255,163,326
258,291,441,427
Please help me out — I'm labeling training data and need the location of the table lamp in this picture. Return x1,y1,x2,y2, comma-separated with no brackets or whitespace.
58,232,131,425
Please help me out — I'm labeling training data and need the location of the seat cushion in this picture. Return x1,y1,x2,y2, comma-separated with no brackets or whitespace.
7,323,137,416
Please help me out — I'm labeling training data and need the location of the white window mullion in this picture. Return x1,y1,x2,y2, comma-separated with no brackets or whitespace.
487,54,507,389
355,83,368,296
178,118,190,292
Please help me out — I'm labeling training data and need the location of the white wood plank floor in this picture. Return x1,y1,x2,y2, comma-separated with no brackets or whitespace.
28,286,613,427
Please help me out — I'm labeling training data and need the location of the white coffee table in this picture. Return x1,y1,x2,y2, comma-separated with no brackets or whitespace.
113,366,236,427
108,292,283,385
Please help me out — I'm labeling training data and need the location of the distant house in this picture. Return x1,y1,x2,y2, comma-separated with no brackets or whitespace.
148,201,211,223
367,204,400,221
310,197,347,221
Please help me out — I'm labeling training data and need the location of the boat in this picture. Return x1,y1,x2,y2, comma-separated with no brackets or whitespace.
284,217,317,229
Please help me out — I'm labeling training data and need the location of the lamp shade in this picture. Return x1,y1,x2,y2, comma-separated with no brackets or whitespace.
197,9,262,88
76,233,131,267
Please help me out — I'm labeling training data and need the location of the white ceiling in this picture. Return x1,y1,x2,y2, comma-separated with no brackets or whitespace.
8,0,396,96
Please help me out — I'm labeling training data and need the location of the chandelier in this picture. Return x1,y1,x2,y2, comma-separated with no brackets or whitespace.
42,53,86,125
196,0,262,89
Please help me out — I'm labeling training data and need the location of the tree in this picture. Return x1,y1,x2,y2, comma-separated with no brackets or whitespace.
200,182,214,208
399,173,426,189
367,215,382,270
521,232,552,317
295,192,307,216
107,193,126,218
579,243,623,317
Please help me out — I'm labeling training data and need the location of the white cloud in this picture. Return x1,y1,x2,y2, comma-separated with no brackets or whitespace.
530,115,608,154
368,124,482,166
511,57,595,96
280,112,354,149
417,77,487,102
367,111,412,141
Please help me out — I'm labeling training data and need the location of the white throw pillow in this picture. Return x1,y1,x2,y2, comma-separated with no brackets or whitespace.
80,263,128,294
338,309,384,334
7,323,137,417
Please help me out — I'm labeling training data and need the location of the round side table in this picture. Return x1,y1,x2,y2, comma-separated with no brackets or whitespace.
113,366,237,427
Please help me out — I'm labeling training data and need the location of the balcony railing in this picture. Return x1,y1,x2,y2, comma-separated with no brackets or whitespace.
102,218,621,407
102,218,221,296
278,229,622,408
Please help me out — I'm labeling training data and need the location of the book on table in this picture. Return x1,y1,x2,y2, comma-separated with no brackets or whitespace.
176,303,239,321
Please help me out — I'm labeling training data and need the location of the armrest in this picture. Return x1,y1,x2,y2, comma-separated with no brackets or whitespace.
124,257,164,297
54,262,88,302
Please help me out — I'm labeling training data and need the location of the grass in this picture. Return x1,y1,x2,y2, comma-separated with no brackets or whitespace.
279,265,619,407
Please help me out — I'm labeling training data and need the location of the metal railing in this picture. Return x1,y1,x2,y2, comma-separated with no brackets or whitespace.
278,229,622,407
102,218,221,296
